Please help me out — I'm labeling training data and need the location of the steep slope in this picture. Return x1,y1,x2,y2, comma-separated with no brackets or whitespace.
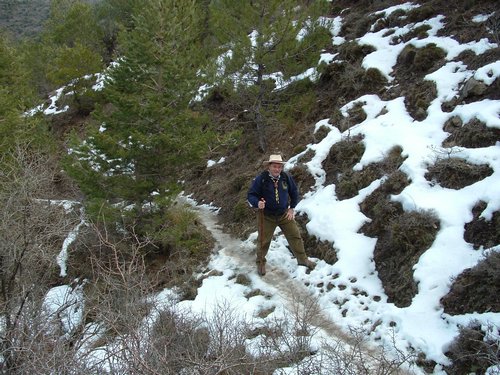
181,0,500,372
28,0,499,373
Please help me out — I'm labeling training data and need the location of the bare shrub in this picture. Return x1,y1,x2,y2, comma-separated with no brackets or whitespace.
84,222,156,337
255,293,320,373
373,210,440,307
443,118,500,148
0,144,83,373
404,79,437,121
124,299,261,375
444,321,500,375
316,326,417,374
425,157,493,189
441,250,500,314
335,145,407,200
322,135,365,186
464,201,500,251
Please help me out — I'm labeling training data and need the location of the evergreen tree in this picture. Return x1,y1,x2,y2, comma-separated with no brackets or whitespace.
209,0,331,152
0,33,50,152
65,0,213,218
19,0,107,97
43,0,105,53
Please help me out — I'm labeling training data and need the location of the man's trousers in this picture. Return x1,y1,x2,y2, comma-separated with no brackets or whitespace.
256,212,308,266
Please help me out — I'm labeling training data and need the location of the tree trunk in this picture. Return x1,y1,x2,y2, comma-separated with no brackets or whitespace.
254,63,267,152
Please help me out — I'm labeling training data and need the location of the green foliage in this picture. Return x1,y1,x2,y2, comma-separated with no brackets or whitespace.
211,0,329,79
208,0,331,151
65,0,215,220
0,34,34,111
232,199,250,222
275,79,317,129
23,0,107,94
96,0,143,32
46,43,102,87
152,206,208,258
43,0,104,53
0,34,52,153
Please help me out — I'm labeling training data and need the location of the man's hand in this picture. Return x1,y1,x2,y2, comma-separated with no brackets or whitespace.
286,208,295,220
258,199,266,209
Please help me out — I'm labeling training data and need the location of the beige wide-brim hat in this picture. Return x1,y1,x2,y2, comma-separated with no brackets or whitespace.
263,154,286,164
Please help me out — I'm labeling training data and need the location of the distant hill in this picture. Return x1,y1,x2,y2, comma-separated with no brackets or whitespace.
0,0,51,39
0,0,101,40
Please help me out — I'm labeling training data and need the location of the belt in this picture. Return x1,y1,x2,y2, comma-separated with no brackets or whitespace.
264,211,286,217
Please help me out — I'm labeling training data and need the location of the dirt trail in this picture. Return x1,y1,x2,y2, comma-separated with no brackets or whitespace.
185,199,417,374
189,200,368,348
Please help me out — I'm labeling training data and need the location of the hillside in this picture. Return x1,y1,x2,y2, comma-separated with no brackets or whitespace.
178,0,500,373
0,0,51,39
8,0,500,373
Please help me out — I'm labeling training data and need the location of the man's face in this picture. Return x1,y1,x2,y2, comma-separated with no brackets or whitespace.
268,162,283,177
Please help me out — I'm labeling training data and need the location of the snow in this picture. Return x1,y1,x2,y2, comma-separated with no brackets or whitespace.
43,283,85,338
57,206,87,277
36,2,499,373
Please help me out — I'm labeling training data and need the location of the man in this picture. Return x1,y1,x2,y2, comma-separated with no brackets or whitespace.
247,154,316,276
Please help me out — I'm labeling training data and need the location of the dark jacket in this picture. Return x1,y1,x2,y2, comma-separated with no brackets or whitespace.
247,171,299,216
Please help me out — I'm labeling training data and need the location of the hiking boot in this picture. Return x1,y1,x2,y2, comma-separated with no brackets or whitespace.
298,259,316,270
257,263,266,276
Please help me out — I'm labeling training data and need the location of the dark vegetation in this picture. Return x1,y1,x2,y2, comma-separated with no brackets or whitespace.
1,0,499,373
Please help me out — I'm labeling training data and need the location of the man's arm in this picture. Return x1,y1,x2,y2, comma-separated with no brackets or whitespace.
247,175,262,208
287,174,300,209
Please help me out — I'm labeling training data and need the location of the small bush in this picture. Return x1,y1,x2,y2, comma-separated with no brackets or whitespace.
373,209,440,307
443,118,500,148
289,164,315,192
412,43,446,72
464,201,500,250
338,41,375,63
444,321,500,375
406,5,437,23
398,44,418,66
298,217,338,265
341,13,376,39
441,250,500,314
404,79,437,121
425,157,493,189
322,135,365,186
233,198,253,222
401,24,432,42
346,101,368,124
335,145,406,201
362,67,388,91
384,8,408,28
336,164,383,200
